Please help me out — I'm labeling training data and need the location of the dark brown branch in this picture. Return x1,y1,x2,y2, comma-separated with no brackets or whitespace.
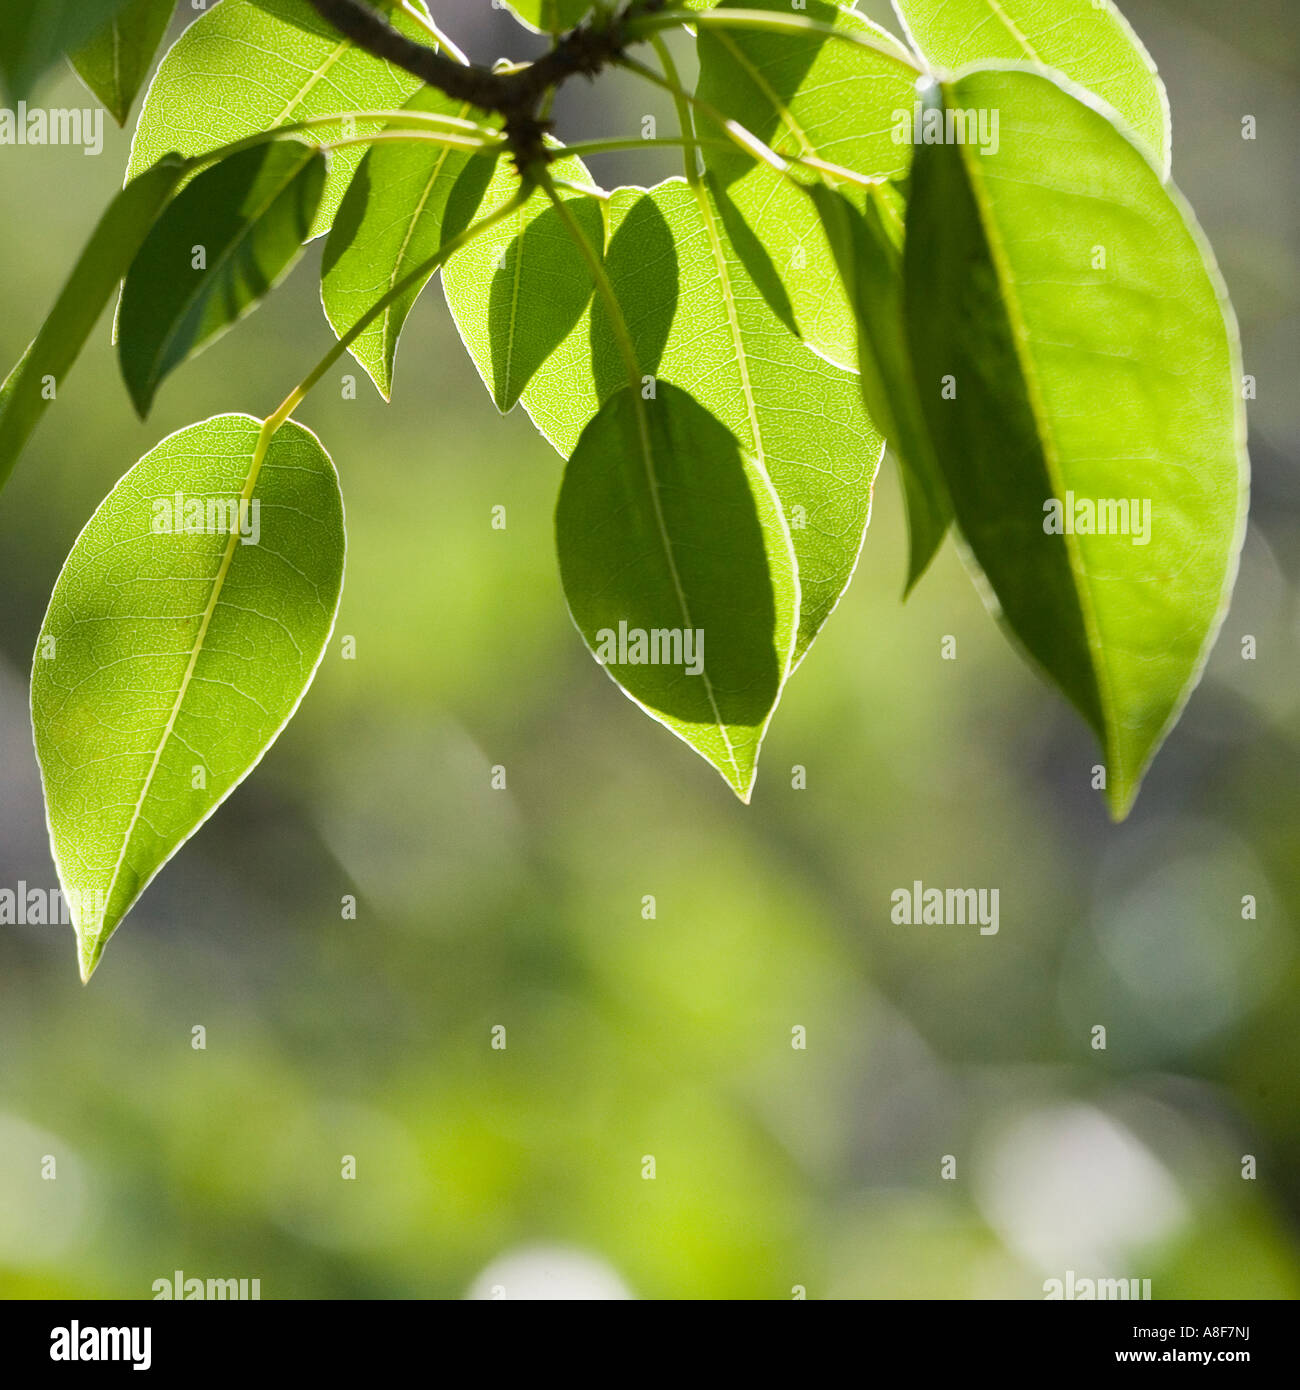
303,0,665,166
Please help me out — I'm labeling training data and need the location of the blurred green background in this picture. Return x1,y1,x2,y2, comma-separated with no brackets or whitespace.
0,0,1297,1299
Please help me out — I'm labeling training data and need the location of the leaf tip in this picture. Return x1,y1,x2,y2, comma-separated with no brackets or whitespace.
122,368,154,421
1106,785,1137,824
77,936,102,985
1103,761,1140,822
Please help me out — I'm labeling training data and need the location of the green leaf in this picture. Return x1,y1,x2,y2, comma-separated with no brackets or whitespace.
70,0,177,126
809,181,951,593
556,382,798,801
31,413,346,981
501,1,592,34
443,153,604,418
322,90,494,400
695,0,919,369
497,175,884,662
0,155,188,495
119,141,326,418
903,68,1246,817
127,0,436,240
893,0,1171,174
0,0,133,103
603,177,883,659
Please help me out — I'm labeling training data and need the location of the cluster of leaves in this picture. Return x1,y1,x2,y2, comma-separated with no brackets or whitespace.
0,0,1247,978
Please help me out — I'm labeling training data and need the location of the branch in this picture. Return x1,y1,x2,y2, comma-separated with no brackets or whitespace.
304,0,669,164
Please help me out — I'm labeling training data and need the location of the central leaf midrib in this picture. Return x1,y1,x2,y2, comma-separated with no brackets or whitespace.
626,386,744,788
110,17,124,113
97,427,267,941
686,179,767,484
380,102,469,374
979,0,1043,61
272,34,353,129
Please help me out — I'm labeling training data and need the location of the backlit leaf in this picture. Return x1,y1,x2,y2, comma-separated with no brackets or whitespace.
556,381,798,801
893,0,1170,174
695,0,919,369
508,175,884,662
904,68,1245,817
810,180,951,592
70,0,177,126
32,413,346,979
127,0,436,239
442,153,603,419
119,140,326,417
322,89,495,400
0,0,133,103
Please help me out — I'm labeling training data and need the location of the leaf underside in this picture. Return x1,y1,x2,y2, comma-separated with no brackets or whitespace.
322,89,494,400
893,0,1171,174
32,414,346,979
695,0,919,371
71,0,178,126
557,382,798,801
903,67,1245,818
127,0,436,239
119,141,327,417
10,0,1252,992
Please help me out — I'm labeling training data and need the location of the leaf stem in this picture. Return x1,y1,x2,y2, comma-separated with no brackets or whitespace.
618,54,790,181
619,52,885,196
647,33,697,185
561,133,876,189
315,130,502,156
186,109,504,172
549,176,609,201
558,134,729,159
626,7,920,74
259,185,532,444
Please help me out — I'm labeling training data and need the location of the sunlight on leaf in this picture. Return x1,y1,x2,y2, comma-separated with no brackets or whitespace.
32,414,346,978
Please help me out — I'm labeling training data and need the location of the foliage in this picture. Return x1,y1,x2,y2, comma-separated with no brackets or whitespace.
0,0,1247,976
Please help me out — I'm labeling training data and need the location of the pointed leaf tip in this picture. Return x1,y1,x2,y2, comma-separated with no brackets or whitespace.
556,383,799,801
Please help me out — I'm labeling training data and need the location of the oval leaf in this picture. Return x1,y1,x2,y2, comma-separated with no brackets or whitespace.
893,0,1171,174
903,68,1246,817
556,382,798,801
31,414,346,979
119,141,326,417
127,0,436,239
